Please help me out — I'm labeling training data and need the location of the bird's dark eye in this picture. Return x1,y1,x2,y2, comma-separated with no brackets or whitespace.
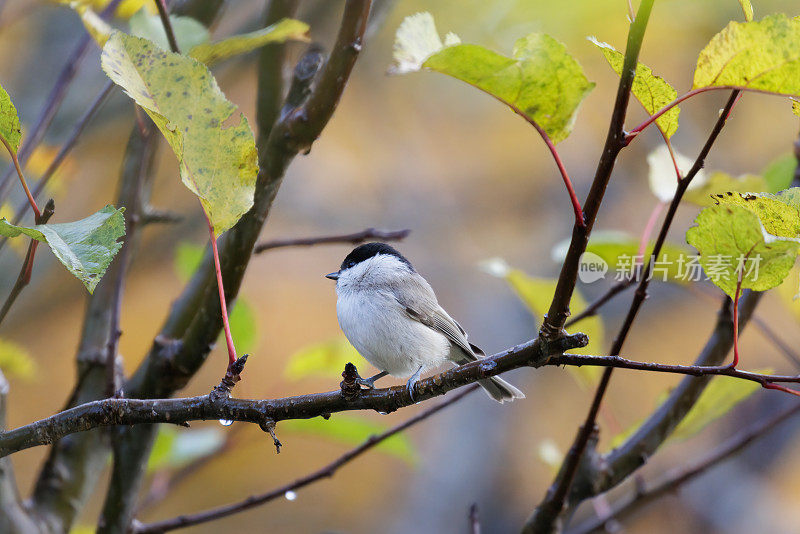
347,261,356,269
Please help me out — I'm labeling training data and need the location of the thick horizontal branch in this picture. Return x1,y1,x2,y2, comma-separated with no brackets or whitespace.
10,335,800,459
0,333,587,457
254,228,409,253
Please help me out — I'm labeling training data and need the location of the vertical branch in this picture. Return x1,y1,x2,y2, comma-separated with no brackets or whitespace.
30,126,159,533
540,0,655,338
0,133,40,218
0,370,40,532
154,0,180,53
527,89,741,533
523,3,656,530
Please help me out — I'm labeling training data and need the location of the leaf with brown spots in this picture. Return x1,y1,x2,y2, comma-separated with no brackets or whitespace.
101,32,257,234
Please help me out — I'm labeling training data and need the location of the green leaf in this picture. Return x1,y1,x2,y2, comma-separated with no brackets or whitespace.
101,32,258,235
284,338,366,381
589,38,679,138
282,414,416,464
0,83,21,153
647,145,708,202
129,9,210,52
682,171,768,206
482,259,602,386
188,18,310,66
391,13,594,143
0,338,34,380
738,0,754,22
0,205,125,293
686,203,800,297
609,371,767,449
228,299,257,354
693,14,800,96
763,154,798,193
147,426,226,473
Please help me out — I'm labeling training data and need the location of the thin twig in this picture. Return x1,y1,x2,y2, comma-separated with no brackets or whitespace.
565,280,634,328
131,385,479,534
154,0,180,54
0,199,54,328
568,401,800,534
751,315,800,369
0,0,121,205
523,114,584,227
105,126,156,397
0,82,115,257
624,85,778,143
548,353,800,388
254,228,410,253
0,134,40,219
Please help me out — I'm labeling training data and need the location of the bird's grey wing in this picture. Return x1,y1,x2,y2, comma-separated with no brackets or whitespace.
390,274,477,359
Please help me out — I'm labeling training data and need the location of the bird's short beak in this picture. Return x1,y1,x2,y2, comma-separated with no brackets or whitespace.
325,271,340,281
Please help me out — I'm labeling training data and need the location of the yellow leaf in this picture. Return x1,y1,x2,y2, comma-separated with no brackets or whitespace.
102,32,258,235
284,338,367,381
0,338,35,380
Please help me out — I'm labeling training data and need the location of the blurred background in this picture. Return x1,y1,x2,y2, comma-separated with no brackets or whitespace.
0,0,800,532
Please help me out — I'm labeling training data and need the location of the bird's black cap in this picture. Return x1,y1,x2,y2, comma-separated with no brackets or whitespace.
340,242,413,271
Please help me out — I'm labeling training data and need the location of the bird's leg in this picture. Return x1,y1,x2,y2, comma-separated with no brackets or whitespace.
356,370,388,389
406,366,423,402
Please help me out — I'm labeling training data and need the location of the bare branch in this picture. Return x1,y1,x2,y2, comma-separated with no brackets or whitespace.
30,126,160,533
93,2,373,530
568,402,800,534
529,86,742,532
539,0,654,338
576,291,762,505
0,334,587,457
131,385,479,533
0,0,120,206
0,199,54,327
154,0,180,53
0,371,40,532
254,228,410,253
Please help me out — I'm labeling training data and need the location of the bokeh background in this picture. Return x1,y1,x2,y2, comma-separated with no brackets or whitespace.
1,0,800,532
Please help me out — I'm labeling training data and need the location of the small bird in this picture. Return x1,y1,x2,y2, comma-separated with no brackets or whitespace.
326,242,524,403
